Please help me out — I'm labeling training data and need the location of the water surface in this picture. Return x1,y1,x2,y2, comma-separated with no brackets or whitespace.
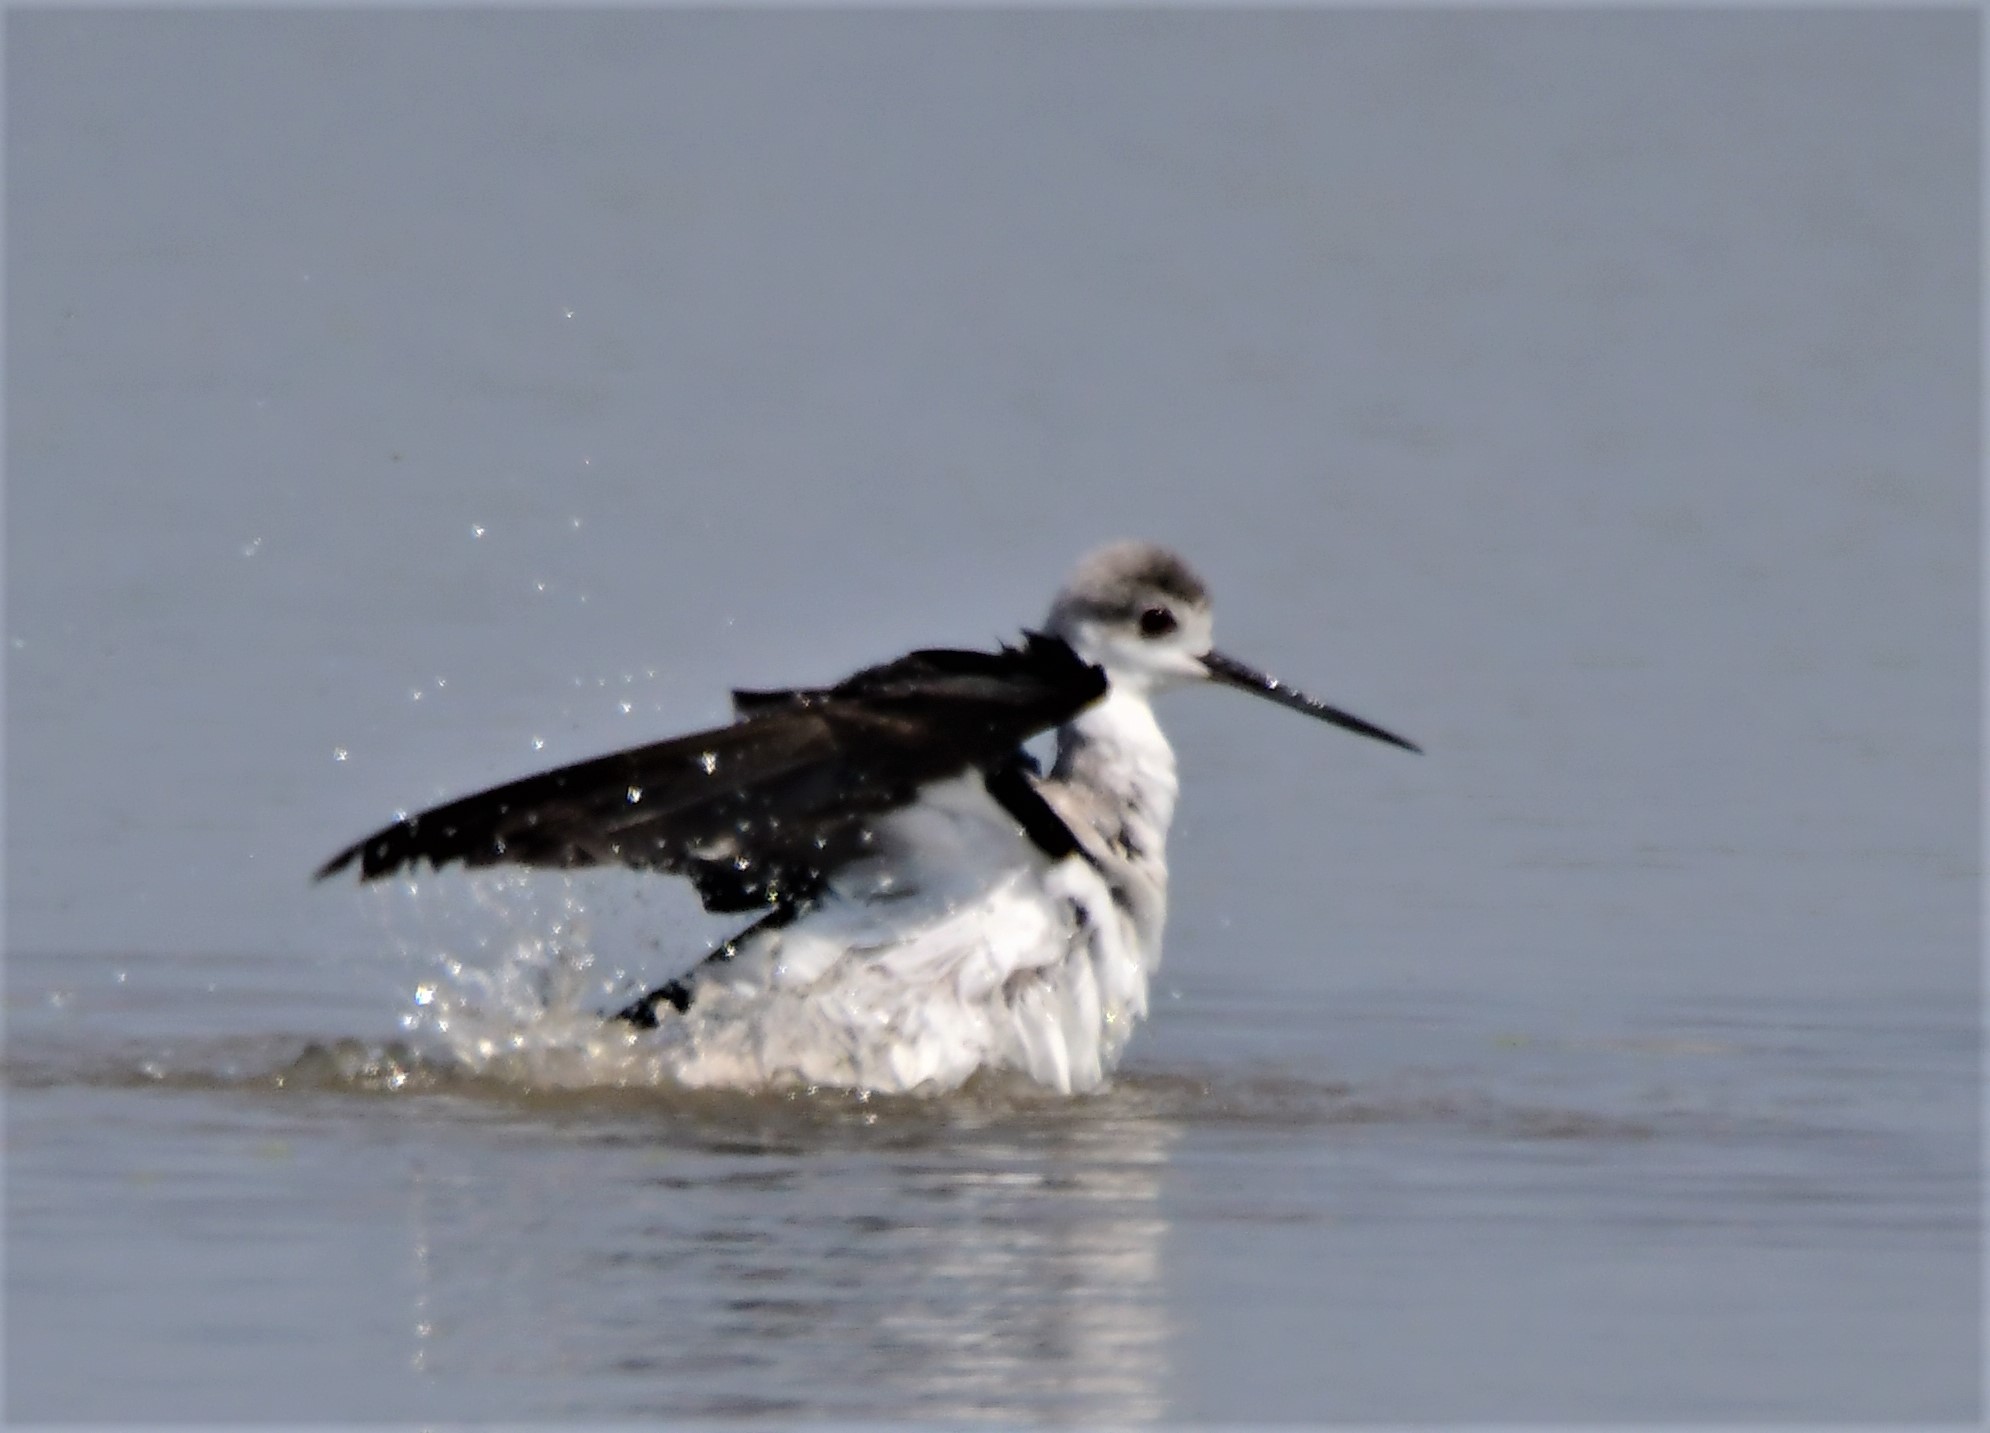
6,8,1978,1422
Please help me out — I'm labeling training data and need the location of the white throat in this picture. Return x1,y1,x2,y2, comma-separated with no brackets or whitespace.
1052,682,1180,867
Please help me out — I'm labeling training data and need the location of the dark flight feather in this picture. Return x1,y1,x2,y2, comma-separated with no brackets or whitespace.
316,632,1106,911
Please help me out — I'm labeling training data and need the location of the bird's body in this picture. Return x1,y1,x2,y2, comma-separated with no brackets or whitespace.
320,542,1416,1095
643,682,1182,1094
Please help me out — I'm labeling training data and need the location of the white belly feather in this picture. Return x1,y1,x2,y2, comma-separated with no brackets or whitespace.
656,775,1153,1095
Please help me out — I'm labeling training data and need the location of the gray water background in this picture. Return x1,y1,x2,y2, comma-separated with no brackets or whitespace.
4,9,1980,1422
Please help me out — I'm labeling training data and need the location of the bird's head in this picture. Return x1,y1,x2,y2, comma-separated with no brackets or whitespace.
1046,540,1419,753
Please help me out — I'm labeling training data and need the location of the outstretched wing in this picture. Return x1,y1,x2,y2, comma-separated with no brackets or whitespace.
316,632,1106,912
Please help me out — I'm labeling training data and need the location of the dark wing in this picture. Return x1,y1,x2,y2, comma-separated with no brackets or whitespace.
316,632,1106,912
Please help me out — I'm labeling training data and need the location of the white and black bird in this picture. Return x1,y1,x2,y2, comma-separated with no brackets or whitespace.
319,541,1418,1095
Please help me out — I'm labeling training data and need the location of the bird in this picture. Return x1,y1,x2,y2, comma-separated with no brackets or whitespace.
317,541,1418,1095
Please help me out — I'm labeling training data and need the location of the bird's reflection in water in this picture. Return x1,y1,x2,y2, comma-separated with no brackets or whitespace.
400,1083,1180,1423
856,1127,1173,1421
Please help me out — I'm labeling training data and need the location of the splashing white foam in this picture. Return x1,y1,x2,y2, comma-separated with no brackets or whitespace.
382,871,690,1090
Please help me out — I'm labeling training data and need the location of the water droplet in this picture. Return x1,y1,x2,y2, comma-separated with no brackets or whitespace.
414,983,436,1006
699,751,719,775
531,735,545,751
471,524,486,539
619,700,634,715
626,785,644,803
240,536,263,558
570,516,583,530
333,746,349,762
563,308,575,320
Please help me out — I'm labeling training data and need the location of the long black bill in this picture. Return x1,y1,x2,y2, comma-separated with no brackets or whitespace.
1200,649,1421,754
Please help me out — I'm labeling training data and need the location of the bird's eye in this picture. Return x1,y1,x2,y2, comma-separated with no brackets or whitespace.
1138,606,1177,639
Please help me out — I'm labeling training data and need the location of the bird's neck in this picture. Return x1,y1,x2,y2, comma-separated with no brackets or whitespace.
1052,684,1180,853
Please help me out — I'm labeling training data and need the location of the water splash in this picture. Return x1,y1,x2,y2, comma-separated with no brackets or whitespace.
380,871,690,1091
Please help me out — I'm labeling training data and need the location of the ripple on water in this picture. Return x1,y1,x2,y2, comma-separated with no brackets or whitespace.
2,1024,1678,1148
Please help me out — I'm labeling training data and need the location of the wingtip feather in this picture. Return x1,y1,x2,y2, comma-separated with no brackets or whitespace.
314,844,361,882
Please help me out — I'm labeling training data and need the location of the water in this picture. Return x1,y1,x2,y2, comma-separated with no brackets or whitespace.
6,9,1979,1422
10,945,1971,1422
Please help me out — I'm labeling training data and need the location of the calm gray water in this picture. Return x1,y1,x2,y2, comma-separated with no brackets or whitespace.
6,10,1979,1423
